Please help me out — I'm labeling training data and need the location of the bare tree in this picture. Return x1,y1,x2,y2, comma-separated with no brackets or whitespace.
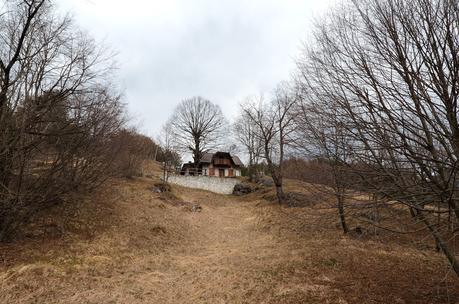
296,0,459,276
0,1,127,241
158,121,180,183
169,96,227,174
234,103,263,182
241,86,297,204
293,95,355,233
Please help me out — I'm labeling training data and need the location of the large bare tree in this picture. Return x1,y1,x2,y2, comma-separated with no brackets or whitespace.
241,86,297,204
296,0,459,276
169,96,226,173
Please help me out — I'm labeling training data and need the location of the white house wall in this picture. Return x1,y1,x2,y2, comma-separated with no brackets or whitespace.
200,164,240,177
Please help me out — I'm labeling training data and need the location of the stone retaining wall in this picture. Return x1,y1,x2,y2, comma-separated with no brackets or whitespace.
167,175,238,195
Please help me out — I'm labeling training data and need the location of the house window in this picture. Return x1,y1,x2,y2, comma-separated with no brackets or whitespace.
219,169,225,177
203,169,207,176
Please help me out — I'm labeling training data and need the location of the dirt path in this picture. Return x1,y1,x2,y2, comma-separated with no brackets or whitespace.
141,188,289,303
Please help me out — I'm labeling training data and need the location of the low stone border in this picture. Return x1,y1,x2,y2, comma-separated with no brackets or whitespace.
167,175,239,195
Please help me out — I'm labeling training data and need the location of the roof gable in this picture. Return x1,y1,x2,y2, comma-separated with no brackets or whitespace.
231,155,243,166
200,153,214,163
198,151,243,167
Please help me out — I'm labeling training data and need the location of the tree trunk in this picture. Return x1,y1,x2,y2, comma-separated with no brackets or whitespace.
192,139,201,176
275,184,285,204
272,174,285,204
0,215,14,242
337,193,348,234
248,156,254,182
418,211,459,277
162,162,167,184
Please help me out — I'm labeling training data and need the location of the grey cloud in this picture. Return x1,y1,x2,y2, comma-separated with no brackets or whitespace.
58,0,333,136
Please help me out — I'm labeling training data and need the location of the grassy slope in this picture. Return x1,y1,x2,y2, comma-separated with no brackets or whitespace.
0,163,458,303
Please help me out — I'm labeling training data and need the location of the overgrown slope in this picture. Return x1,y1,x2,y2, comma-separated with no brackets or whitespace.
0,166,457,303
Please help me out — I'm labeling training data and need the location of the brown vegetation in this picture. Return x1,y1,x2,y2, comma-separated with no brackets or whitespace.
0,1,171,242
290,0,459,276
0,163,457,303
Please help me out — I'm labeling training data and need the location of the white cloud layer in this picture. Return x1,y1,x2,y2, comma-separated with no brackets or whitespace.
57,0,334,136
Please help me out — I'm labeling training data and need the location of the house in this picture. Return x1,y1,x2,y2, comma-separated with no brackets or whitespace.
180,152,243,177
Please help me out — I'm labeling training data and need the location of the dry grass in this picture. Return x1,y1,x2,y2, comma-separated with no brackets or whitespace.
253,203,458,303
249,178,459,303
0,167,458,303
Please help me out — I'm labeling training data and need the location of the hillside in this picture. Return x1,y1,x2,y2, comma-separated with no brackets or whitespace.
0,163,458,303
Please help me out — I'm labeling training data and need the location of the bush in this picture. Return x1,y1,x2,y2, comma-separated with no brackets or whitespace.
0,2,135,241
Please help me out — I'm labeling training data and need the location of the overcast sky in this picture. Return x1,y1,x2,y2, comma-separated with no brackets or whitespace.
57,0,334,137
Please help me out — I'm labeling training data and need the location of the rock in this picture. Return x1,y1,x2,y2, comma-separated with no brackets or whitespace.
285,192,316,208
181,203,202,212
353,226,364,235
233,183,253,196
150,225,167,234
152,183,171,193
191,204,202,212
258,177,274,187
